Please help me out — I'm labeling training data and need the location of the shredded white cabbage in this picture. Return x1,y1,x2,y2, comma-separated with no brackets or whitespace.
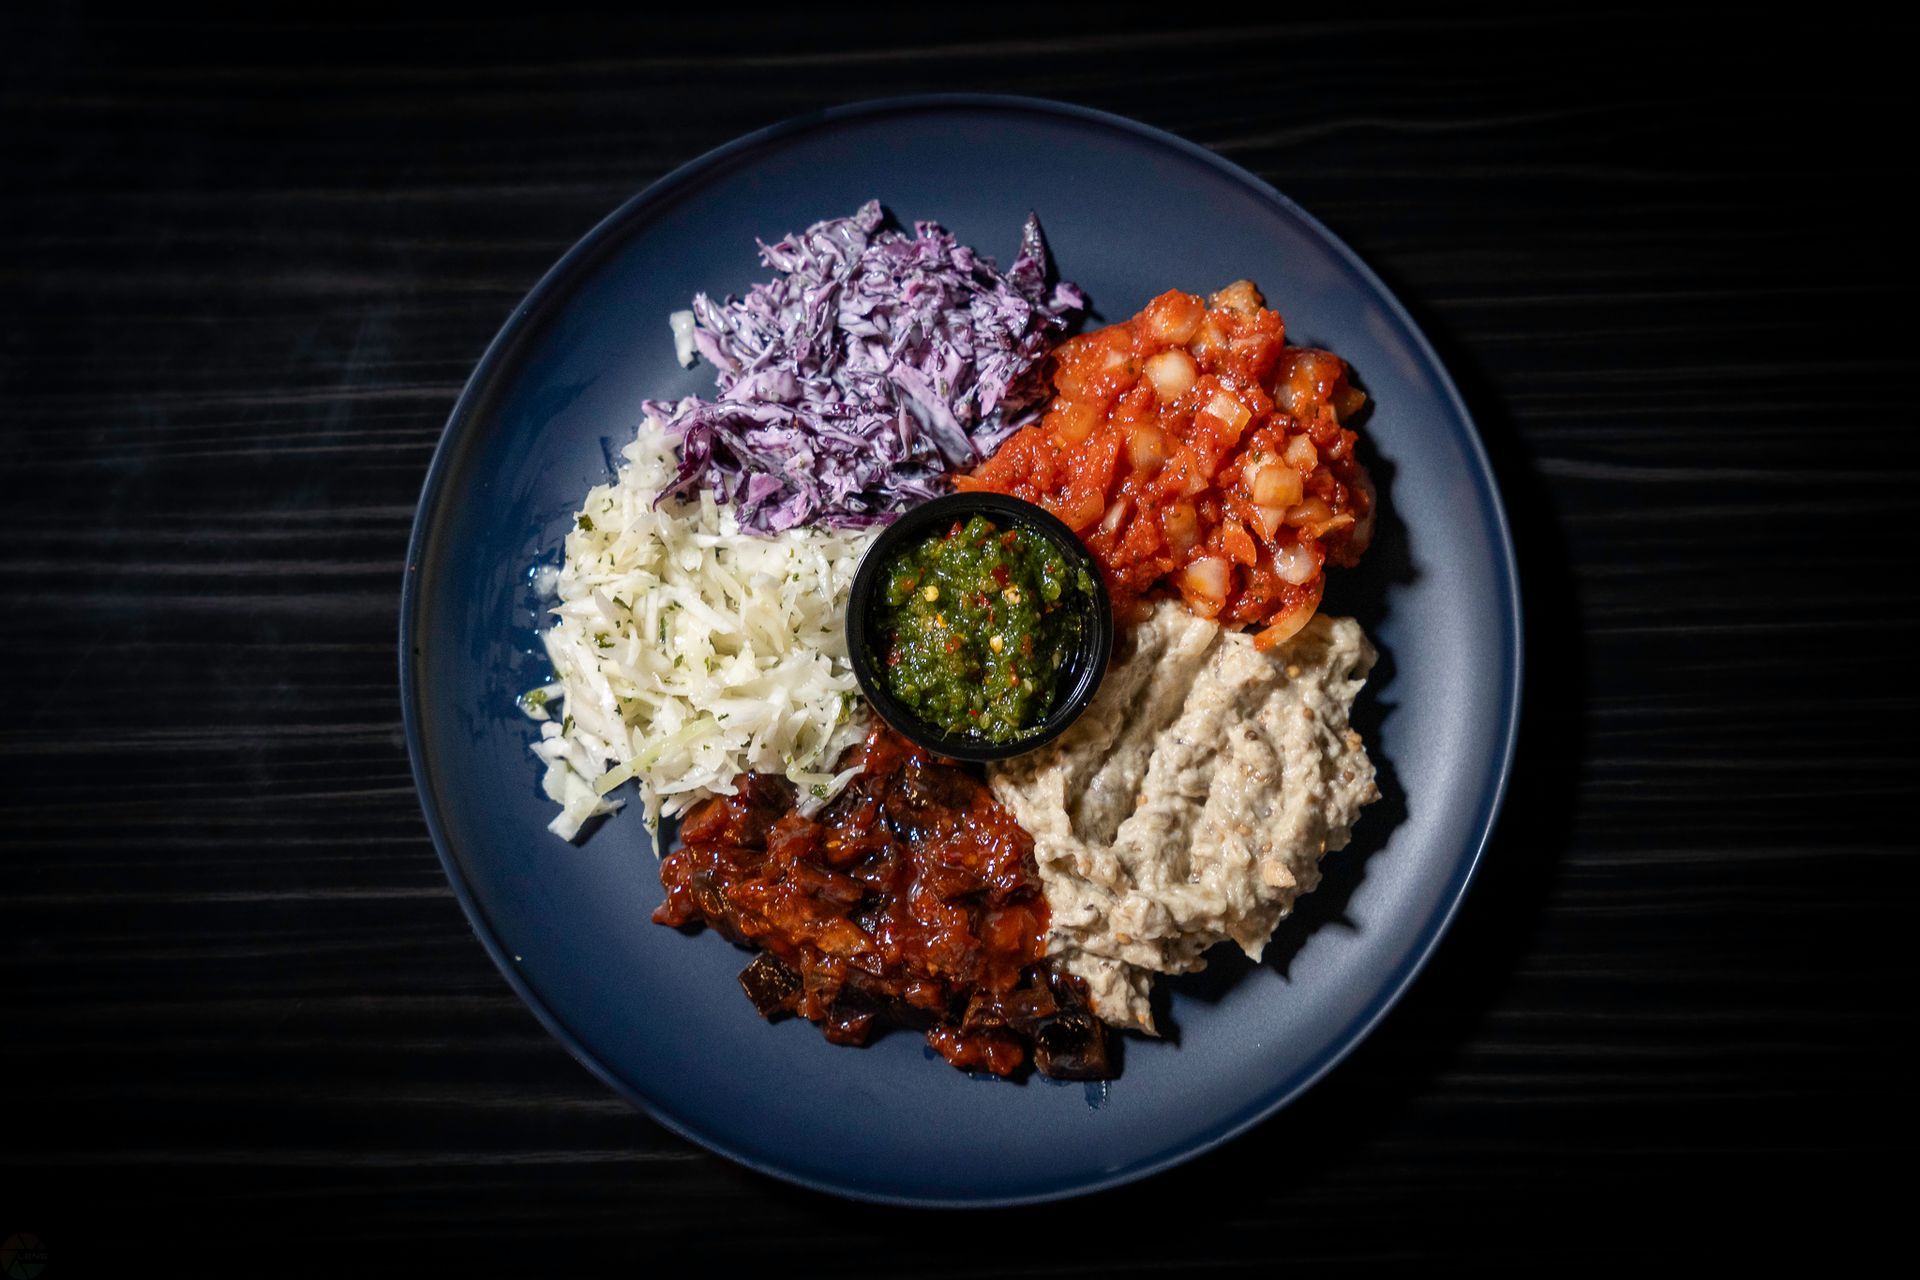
668,309,698,368
527,418,875,840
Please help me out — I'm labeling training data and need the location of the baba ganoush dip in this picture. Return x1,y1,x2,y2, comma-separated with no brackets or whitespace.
986,598,1380,1032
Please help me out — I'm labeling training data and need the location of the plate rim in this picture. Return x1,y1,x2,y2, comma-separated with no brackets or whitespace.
398,92,1524,1208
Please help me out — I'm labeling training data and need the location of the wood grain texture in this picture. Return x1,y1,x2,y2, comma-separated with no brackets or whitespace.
3,9,1915,1273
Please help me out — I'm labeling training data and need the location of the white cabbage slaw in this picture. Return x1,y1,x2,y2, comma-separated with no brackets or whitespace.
525,418,875,839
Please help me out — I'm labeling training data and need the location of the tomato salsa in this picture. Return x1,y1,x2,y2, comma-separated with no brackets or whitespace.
654,723,1111,1079
957,281,1374,648
875,514,1092,744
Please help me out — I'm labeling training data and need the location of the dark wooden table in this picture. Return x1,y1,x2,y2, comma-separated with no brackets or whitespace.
4,11,1913,1273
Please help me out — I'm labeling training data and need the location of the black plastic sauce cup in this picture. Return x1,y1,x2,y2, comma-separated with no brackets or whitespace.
846,492,1114,763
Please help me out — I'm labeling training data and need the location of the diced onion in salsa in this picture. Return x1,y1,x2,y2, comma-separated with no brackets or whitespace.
958,282,1373,645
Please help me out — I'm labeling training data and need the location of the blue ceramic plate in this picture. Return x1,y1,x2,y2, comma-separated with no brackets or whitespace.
400,95,1520,1207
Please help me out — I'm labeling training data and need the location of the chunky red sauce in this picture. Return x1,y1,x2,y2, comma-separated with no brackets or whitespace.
958,281,1374,648
654,723,1111,1079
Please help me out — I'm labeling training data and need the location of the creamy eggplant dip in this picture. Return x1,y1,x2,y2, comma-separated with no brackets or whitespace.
987,599,1380,1032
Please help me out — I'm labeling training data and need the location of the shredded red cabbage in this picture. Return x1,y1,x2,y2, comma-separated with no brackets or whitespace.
642,201,1084,533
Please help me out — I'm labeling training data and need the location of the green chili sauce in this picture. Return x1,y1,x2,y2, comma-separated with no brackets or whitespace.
877,515,1091,744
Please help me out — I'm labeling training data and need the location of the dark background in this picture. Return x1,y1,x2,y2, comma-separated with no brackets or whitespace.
3,9,1914,1273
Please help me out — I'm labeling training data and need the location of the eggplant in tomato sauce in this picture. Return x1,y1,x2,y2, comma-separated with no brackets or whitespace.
654,723,1111,1079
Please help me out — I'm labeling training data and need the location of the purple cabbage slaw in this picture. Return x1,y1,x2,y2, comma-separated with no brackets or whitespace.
642,201,1085,533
